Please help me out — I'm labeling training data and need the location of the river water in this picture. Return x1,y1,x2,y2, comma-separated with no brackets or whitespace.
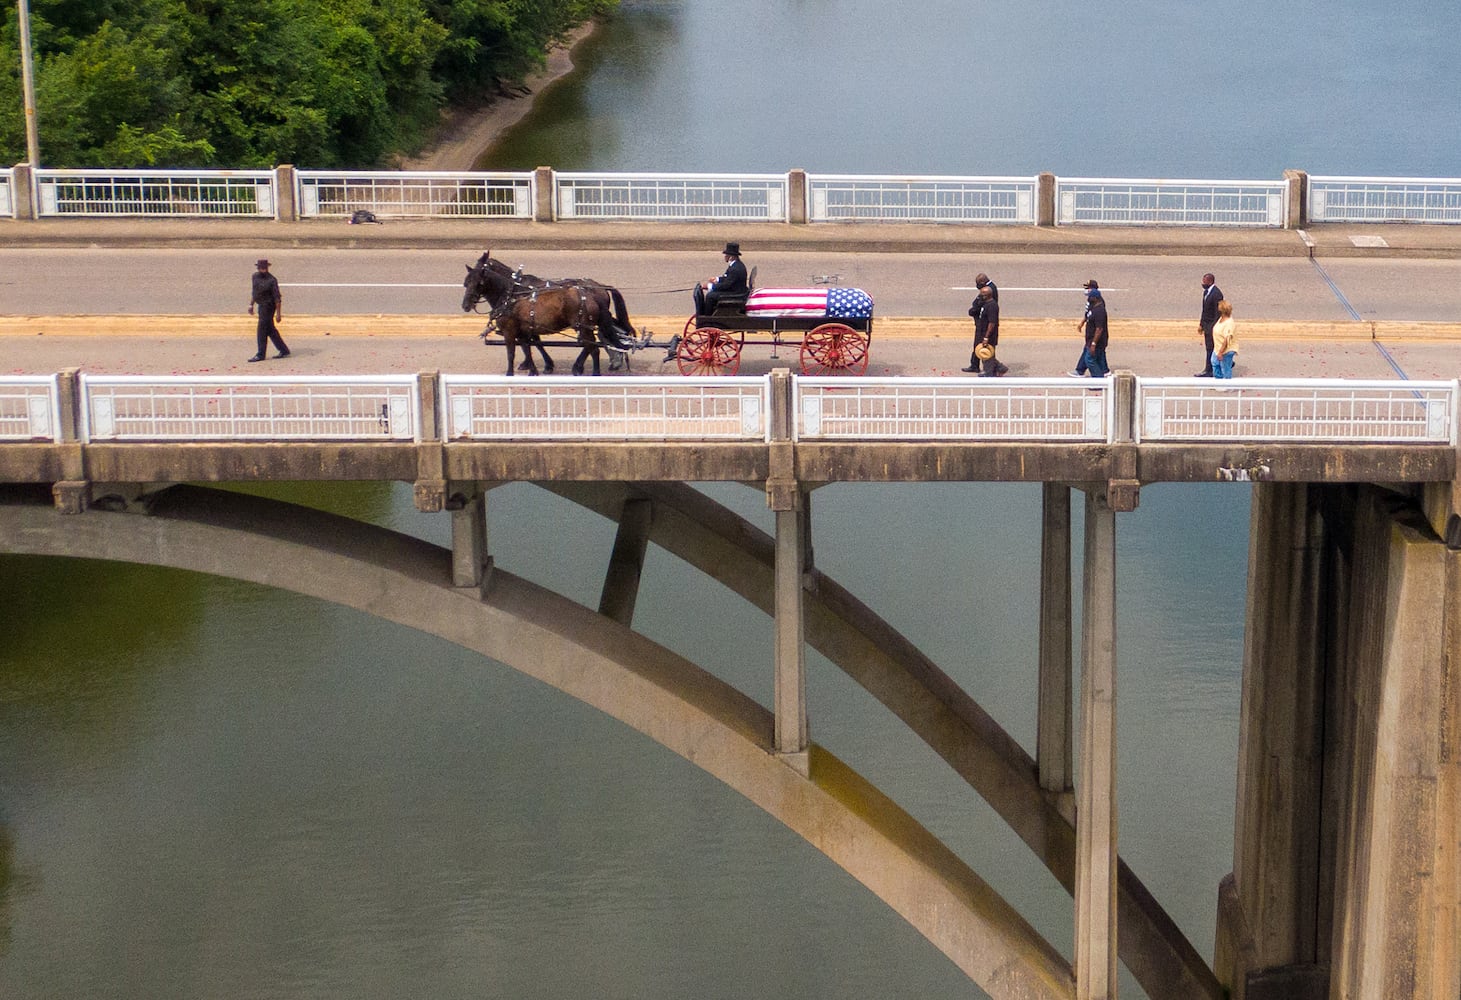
3,2,1452,998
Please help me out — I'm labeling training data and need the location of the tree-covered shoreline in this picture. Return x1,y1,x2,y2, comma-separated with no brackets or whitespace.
0,0,616,169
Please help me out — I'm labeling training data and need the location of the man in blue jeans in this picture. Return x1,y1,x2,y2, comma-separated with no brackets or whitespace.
1069,281,1108,377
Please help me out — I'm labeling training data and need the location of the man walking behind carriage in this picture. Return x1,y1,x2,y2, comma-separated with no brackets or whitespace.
961,272,998,373
972,283,1007,376
693,242,749,314
246,258,290,362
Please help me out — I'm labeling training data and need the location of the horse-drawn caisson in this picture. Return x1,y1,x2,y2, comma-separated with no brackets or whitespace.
463,248,875,377
669,275,876,376
462,251,643,376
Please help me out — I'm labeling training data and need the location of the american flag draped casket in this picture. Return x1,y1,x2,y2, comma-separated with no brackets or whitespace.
744,287,874,319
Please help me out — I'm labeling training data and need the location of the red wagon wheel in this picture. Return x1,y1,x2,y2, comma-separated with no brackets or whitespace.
676,326,744,376
800,323,870,375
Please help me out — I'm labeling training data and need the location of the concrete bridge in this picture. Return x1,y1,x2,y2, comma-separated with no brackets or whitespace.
3,361,1458,1000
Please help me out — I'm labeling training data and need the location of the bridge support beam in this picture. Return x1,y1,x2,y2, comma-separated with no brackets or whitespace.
1219,483,1461,1000
599,495,653,625
449,482,491,593
1075,487,1118,1000
1038,482,1074,798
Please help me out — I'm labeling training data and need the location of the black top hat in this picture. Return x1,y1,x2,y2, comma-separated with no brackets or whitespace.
722,242,741,257
256,259,271,268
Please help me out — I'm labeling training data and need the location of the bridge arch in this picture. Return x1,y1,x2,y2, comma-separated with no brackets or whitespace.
0,486,1073,1000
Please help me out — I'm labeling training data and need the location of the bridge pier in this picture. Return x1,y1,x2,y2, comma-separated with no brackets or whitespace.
1038,482,1074,799
1075,486,1120,1000
598,494,653,625
1218,482,1461,1000
449,482,491,594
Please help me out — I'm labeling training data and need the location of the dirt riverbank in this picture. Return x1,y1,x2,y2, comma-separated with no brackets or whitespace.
396,21,599,171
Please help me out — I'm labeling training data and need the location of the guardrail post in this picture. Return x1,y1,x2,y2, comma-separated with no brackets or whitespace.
1107,370,1141,512
534,166,555,222
1283,169,1307,229
12,162,35,220
413,371,447,512
1038,172,1057,227
788,169,808,224
51,367,89,513
274,164,297,221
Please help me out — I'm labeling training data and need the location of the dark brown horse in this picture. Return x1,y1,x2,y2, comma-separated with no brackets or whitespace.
462,252,638,376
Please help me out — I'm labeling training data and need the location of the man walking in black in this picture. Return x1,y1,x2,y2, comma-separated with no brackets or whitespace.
973,284,1007,376
1196,272,1222,376
247,258,290,363
961,272,998,373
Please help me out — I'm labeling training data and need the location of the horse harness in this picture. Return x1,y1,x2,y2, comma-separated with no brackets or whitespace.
484,276,594,339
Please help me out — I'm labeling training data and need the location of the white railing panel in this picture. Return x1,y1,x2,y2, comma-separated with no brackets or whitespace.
807,174,1037,223
1308,176,1461,224
796,378,1111,441
555,173,789,221
0,167,13,217
439,376,770,441
79,376,420,442
1135,378,1458,444
1057,177,1286,227
0,375,60,441
295,170,534,219
35,169,276,217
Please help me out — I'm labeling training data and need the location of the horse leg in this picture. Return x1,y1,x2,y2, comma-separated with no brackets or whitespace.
504,336,517,377
537,338,555,373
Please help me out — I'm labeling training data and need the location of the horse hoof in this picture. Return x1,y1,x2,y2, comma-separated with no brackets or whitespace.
517,360,532,371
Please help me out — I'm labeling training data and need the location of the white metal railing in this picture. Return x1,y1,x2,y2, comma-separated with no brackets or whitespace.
1135,378,1459,444
296,170,534,219
808,174,1038,223
1309,176,1461,224
78,376,419,442
795,377,1112,441
555,172,789,221
0,375,60,441
0,166,13,218
1057,178,1287,227
35,169,276,217
440,376,770,440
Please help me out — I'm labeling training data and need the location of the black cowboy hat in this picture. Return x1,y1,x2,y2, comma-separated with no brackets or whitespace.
722,242,741,257
256,259,271,267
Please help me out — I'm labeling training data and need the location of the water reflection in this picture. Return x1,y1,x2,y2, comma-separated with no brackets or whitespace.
482,0,1461,176
1,477,1250,999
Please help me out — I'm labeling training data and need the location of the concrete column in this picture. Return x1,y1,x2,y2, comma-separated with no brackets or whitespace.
1282,169,1307,229
11,162,36,220
766,370,807,770
534,166,555,222
1075,487,1118,1000
449,485,490,592
773,499,808,770
1217,483,1326,1000
274,164,298,221
1037,172,1057,227
788,169,808,224
1037,482,1073,795
598,496,653,625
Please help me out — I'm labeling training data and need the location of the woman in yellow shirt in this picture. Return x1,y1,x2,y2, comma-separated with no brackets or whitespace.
1211,300,1238,378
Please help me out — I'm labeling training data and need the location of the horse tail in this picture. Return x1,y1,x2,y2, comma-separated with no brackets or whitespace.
608,286,634,337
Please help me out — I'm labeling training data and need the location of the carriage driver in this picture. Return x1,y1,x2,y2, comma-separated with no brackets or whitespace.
693,242,749,314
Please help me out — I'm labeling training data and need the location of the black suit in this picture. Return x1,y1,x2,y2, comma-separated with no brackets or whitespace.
1198,282,1223,374
965,280,998,372
695,257,749,313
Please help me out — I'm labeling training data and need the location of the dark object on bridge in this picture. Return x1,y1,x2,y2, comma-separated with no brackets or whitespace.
348,209,382,225
462,250,642,376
